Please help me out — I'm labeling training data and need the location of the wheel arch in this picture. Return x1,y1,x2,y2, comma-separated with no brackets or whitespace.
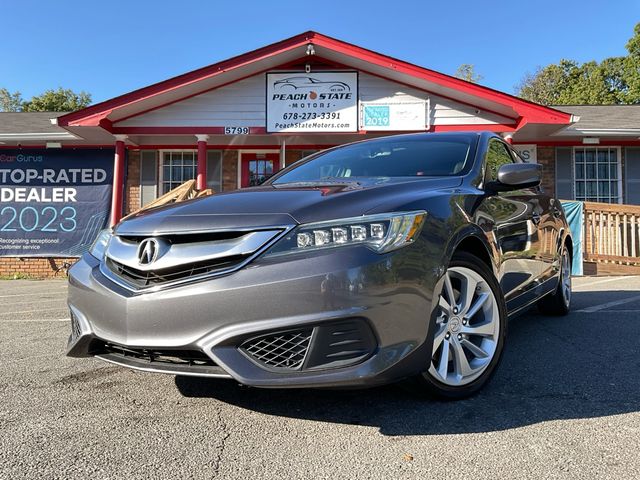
564,232,574,265
444,225,498,276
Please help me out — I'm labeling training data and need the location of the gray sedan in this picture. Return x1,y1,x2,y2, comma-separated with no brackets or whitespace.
67,132,572,399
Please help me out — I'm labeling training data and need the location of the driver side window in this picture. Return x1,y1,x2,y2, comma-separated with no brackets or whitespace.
485,140,515,183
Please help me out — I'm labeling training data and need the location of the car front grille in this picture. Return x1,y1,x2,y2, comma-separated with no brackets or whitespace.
105,255,246,288
70,311,82,340
240,329,313,370
97,342,217,368
102,229,285,290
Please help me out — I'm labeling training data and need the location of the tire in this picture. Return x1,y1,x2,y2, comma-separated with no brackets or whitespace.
537,245,572,316
404,251,507,400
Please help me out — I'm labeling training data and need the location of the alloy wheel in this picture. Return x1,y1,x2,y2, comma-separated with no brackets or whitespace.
561,250,571,307
427,266,500,387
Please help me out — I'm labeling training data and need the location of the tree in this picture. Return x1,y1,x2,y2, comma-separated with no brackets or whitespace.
454,64,483,83
21,88,92,112
517,22,640,105
0,88,24,112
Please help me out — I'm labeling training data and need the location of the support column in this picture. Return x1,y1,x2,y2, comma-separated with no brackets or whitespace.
109,135,127,227
196,134,209,190
279,139,286,170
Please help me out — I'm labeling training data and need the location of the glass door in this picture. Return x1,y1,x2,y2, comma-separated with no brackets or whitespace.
241,153,280,188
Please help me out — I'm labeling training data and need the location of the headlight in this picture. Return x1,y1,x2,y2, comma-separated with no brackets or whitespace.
265,211,426,257
89,229,112,260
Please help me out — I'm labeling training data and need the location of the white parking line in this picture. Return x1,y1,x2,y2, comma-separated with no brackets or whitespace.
0,318,69,323
0,291,67,298
573,276,636,289
0,308,68,316
576,294,640,313
0,299,66,306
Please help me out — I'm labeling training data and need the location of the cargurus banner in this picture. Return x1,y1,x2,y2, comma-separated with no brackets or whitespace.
0,149,113,257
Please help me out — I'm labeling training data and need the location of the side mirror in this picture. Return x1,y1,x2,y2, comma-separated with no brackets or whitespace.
487,163,542,192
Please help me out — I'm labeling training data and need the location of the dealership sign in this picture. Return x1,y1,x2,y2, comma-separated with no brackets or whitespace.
513,144,537,163
361,101,428,131
266,72,358,132
0,149,113,257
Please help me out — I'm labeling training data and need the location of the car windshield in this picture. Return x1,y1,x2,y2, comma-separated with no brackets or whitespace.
271,134,476,184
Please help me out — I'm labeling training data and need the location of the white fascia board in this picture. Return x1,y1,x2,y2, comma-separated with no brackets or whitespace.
551,128,640,137
0,132,79,141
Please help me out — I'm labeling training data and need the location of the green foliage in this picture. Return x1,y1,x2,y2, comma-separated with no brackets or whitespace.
454,64,483,83
0,87,91,112
517,23,640,105
22,88,92,112
0,88,24,112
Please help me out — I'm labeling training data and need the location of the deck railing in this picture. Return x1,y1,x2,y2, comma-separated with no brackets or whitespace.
583,201,640,266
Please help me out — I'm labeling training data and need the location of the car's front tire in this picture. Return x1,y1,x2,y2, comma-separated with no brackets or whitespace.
405,252,507,400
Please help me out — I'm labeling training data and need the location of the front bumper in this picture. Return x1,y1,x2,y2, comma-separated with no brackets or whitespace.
67,244,439,388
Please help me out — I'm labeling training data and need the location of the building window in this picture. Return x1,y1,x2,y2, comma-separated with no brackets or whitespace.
160,150,223,194
574,147,621,203
161,151,196,194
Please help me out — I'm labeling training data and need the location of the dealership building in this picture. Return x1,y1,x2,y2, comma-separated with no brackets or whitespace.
2,31,640,276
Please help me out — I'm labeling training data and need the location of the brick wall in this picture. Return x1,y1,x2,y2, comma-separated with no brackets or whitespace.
125,150,141,214
0,257,77,278
285,150,303,166
222,150,238,191
537,146,555,198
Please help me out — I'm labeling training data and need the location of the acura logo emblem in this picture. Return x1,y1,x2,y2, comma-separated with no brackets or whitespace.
137,238,160,265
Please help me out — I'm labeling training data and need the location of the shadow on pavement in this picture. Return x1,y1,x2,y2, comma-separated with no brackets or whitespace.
175,290,640,436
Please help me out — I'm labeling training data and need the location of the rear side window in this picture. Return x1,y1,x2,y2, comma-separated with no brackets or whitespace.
485,140,515,182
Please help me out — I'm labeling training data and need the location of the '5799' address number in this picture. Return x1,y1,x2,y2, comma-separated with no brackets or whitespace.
224,127,249,135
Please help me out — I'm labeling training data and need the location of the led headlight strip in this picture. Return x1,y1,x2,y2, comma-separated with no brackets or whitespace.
265,211,427,257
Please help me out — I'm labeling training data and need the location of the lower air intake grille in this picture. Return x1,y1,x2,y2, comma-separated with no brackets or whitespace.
100,342,216,368
70,311,82,340
240,329,313,370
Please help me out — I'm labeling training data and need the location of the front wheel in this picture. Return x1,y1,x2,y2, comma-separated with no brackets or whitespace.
405,252,507,400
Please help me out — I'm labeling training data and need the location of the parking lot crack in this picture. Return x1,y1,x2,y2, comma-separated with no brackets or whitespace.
211,405,231,477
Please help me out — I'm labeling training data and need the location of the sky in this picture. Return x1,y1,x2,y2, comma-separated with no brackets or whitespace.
2,0,639,104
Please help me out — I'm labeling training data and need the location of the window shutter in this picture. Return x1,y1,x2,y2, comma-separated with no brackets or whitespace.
140,150,158,207
625,148,640,205
555,147,574,200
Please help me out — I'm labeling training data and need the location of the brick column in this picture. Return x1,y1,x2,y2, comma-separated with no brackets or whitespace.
196,134,209,190
109,135,127,227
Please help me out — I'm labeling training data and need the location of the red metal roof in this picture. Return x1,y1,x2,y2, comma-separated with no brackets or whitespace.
57,31,572,129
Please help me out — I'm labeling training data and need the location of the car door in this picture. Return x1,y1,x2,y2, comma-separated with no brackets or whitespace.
509,146,560,283
477,139,545,312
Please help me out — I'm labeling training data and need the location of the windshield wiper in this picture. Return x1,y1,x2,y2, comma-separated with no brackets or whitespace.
273,178,361,188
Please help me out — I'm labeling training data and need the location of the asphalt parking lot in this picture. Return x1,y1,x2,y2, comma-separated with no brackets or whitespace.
1,276,639,479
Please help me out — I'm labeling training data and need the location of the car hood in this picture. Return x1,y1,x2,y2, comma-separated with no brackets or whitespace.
115,176,462,235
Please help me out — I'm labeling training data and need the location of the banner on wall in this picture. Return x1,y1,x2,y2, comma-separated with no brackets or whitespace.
0,149,113,257
266,72,358,133
361,101,428,131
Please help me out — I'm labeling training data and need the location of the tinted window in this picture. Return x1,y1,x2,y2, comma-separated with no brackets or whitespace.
485,140,515,182
271,135,475,184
